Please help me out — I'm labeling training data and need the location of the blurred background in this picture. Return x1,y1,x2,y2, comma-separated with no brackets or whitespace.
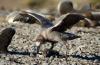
0,0,100,23
0,0,100,11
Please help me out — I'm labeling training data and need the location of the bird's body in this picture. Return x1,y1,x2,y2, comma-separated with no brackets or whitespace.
34,28,80,54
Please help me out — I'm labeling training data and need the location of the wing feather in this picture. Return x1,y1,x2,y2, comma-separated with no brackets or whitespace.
50,13,87,32
25,11,53,28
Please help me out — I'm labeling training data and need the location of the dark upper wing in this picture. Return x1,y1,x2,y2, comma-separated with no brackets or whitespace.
0,28,15,50
25,10,54,28
50,13,92,32
7,10,54,28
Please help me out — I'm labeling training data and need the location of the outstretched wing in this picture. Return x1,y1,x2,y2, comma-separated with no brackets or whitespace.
50,13,93,32
0,28,15,52
7,10,54,28
25,10,54,28
0,28,15,44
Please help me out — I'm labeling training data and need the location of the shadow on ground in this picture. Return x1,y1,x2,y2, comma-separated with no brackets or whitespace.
71,54,100,61
0,50,99,61
45,50,100,61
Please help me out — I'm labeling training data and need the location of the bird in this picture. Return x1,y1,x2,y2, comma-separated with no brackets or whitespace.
57,0,88,15
32,13,93,54
83,11,100,27
0,28,15,53
57,0,96,27
57,0,74,15
57,1,94,16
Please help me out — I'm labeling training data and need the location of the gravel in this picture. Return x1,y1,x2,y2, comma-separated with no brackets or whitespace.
0,22,100,65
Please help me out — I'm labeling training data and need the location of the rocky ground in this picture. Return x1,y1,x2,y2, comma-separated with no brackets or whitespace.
0,22,99,65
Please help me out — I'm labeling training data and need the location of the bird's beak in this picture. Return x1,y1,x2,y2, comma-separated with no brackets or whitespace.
84,18,94,27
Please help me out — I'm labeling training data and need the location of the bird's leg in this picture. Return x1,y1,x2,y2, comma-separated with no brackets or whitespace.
31,41,43,57
35,42,42,54
58,42,64,52
45,39,58,50
50,42,56,50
